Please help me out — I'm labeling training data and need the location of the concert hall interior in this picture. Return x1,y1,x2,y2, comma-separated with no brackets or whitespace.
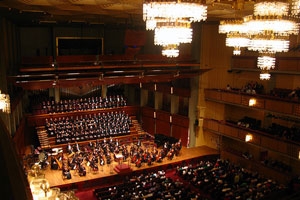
1,1,300,200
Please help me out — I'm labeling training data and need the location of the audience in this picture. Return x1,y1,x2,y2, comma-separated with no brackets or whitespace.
176,159,287,200
94,170,201,200
93,158,290,200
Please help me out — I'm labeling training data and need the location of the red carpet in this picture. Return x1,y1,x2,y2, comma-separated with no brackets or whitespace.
114,163,132,173
75,189,97,200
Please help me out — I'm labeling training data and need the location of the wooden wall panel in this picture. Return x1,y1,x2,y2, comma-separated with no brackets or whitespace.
12,118,26,155
156,119,171,136
221,92,241,104
203,119,219,132
287,143,300,159
241,95,265,109
276,58,299,71
223,125,238,138
172,114,189,127
204,89,221,101
21,56,53,66
141,106,156,118
260,136,277,151
156,110,171,122
172,124,189,147
231,56,257,69
293,104,300,117
141,115,155,135
265,100,293,114
237,129,247,141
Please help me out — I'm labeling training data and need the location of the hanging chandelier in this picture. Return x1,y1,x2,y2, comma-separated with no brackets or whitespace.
143,0,207,30
291,0,300,16
260,71,272,80
257,54,276,70
0,90,10,113
154,21,192,57
162,44,180,57
219,20,250,55
154,22,193,46
152,21,193,58
225,36,250,55
143,0,207,57
247,35,290,53
219,1,299,80
245,1,299,80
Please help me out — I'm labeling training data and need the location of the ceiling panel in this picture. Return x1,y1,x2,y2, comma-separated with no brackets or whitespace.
0,0,256,25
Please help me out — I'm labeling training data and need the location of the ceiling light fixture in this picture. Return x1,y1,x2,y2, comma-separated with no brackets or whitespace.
291,0,300,16
219,1,299,80
143,0,207,30
143,0,207,57
245,1,298,80
219,20,250,55
0,90,10,113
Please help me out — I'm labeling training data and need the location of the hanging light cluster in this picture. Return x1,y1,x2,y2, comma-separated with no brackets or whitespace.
0,90,10,113
143,0,207,57
219,20,250,55
219,0,299,80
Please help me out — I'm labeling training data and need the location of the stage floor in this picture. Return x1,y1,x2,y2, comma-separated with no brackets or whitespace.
30,145,219,189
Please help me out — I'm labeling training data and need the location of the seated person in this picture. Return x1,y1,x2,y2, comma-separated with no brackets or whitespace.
62,164,71,179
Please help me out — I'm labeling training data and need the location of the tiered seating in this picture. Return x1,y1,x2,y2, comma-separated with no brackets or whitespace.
44,111,131,144
36,127,50,149
34,95,127,115
93,170,200,200
176,159,287,200
93,158,289,199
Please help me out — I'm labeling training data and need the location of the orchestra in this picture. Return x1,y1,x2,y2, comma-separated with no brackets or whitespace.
26,136,182,180
26,95,184,182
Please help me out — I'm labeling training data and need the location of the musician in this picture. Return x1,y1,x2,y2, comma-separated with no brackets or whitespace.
62,164,71,179
50,157,59,170
78,163,86,176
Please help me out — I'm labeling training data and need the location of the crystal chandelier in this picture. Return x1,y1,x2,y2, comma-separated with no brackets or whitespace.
257,55,276,70
247,36,290,53
143,0,207,30
0,90,10,113
291,0,300,16
245,1,299,80
143,0,207,57
226,36,250,55
154,22,193,46
219,20,250,55
162,44,180,57
154,21,193,57
260,71,271,80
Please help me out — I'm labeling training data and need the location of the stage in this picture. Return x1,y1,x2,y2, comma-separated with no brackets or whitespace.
30,145,219,191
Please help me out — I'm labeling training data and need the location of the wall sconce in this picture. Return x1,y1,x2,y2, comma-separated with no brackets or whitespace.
298,151,300,160
249,98,256,106
51,59,57,68
245,133,253,142
0,90,10,113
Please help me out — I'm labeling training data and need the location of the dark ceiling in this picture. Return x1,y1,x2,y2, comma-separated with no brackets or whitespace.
0,0,255,26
